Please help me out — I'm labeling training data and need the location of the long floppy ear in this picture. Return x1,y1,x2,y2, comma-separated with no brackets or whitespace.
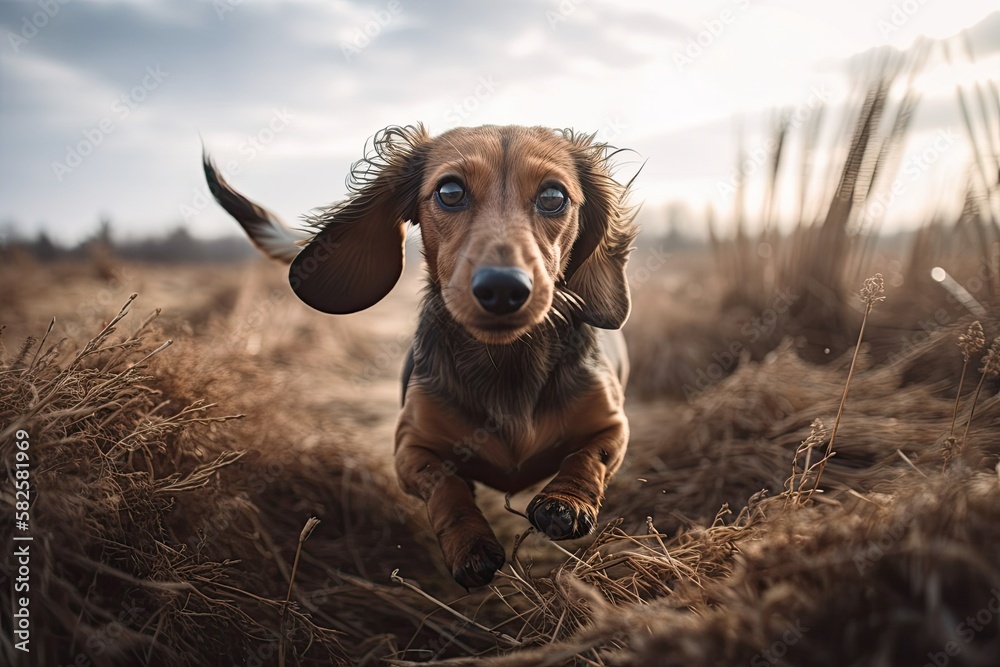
289,125,430,314
561,131,639,329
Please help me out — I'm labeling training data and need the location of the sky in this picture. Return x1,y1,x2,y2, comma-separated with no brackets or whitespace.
0,0,998,245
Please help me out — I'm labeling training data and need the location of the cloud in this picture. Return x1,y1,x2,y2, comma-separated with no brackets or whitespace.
0,1,994,242
965,10,1000,56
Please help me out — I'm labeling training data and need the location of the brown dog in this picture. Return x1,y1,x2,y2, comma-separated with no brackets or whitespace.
204,125,637,587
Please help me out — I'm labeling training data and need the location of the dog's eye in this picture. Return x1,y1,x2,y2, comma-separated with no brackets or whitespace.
435,180,467,210
536,186,567,215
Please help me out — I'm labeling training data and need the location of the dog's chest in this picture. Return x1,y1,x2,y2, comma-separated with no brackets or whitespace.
429,370,614,493
413,333,601,488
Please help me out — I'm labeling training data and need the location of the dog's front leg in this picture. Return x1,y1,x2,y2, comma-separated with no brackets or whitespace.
395,444,505,588
528,415,628,541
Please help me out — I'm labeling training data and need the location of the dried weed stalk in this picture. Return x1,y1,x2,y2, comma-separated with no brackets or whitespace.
806,273,884,501
961,335,1000,450
944,321,986,467
785,418,828,505
951,320,985,436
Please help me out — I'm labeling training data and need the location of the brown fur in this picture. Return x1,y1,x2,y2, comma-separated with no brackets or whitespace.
204,124,639,587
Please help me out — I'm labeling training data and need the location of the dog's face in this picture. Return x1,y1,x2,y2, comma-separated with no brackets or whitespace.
418,127,585,344
288,124,637,341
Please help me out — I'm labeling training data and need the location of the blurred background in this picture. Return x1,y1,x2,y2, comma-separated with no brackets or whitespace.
1,0,997,249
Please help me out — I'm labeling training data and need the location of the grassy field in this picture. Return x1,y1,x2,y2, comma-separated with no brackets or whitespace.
2,218,999,666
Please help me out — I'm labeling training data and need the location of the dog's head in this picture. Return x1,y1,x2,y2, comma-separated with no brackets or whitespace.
289,124,637,344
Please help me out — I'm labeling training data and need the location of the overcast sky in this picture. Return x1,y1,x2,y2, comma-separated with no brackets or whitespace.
1,0,997,244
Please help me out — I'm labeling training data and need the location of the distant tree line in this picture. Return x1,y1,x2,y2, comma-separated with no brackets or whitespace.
0,209,716,266
0,219,258,264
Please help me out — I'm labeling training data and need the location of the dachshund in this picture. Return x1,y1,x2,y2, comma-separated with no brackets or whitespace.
203,125,638,588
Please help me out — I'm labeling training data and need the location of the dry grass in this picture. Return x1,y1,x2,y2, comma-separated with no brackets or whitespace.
0,290,349,666
3,218,998,666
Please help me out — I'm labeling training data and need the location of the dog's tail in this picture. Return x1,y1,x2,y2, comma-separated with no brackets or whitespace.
202,151,307,264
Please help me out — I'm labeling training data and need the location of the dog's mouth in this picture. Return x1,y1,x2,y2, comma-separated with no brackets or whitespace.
464,317,536,345
463,290,554,345
442,267,555,345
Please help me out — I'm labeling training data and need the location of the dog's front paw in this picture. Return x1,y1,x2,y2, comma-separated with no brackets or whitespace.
527,492,598,540
450,537,506,589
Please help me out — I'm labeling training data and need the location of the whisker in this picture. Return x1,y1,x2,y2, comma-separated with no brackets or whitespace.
483,343,499,371
553,289,585,321
547,307,568,325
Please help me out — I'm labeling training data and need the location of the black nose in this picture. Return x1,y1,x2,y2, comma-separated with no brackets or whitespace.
471,267,532,315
